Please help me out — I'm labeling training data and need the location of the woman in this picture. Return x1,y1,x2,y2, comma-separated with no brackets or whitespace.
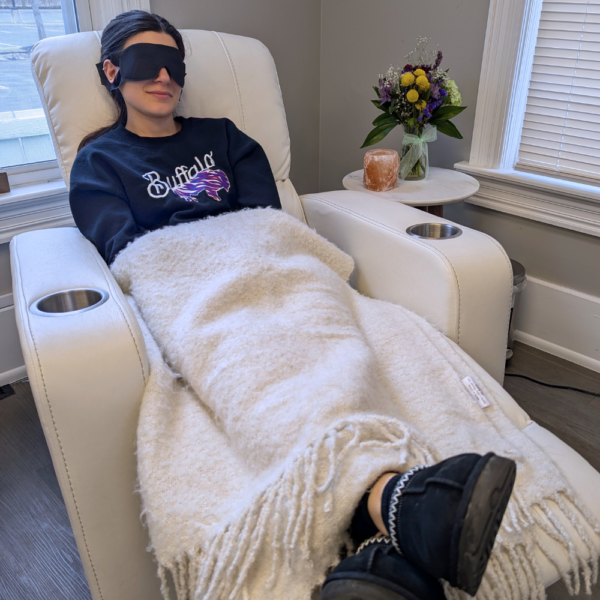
69,11,516,600
70,11,281,265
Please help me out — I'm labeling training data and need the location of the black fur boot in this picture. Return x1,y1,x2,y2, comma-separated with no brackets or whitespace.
381,453,516,596
320,536,446,600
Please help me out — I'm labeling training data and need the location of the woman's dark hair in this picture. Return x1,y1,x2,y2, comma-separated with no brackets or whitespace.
78,10,185,151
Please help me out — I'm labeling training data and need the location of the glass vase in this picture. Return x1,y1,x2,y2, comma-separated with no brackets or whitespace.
401,125,428,181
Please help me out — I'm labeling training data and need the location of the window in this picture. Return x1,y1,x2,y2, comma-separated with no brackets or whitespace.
455,0,600,238
0,0,151,247
516,0,600,184
0,0,78,170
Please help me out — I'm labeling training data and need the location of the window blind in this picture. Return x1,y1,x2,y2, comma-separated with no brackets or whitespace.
516,0,600,183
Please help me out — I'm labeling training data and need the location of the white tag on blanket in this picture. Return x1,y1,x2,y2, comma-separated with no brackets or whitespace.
462,376,491,409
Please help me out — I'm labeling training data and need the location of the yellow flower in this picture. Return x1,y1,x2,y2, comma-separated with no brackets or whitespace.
406,89,419,103
414,68,426,77
415,99,427,111
400,72,415,87
416,75,430,91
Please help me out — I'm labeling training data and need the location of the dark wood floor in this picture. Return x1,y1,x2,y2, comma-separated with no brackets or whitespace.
505,342,600,599
505,342,600,474
0,380,91,600
0,342,599,599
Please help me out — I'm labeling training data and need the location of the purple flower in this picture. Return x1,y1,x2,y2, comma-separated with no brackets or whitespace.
434,50,443,70
430,82,441,100
378,77,393,105
440,88,448,98
423,99,443,121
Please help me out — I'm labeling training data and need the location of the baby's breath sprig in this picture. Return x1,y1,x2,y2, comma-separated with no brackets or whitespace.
404,36,439,70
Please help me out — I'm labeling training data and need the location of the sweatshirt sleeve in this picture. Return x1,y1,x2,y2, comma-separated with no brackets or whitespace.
69,150,147,265
225,119,282,210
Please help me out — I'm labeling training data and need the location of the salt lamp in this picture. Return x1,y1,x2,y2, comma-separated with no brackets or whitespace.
363,149,399,192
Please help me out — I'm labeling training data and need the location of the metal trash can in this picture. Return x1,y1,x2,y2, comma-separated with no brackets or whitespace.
506,259,527,361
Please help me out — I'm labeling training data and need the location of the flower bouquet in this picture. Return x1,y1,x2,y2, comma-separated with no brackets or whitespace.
361,37,467,180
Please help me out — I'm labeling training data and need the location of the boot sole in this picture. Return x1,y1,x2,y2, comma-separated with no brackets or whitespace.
454,453,517,596
319,578,420,600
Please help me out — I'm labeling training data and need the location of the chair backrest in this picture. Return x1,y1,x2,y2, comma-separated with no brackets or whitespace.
31,30,305,221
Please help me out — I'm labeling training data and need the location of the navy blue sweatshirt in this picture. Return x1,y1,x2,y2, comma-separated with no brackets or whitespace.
69,117,281,264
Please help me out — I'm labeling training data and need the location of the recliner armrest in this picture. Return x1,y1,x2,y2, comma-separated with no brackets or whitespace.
10,227,161,600
300,190,512,383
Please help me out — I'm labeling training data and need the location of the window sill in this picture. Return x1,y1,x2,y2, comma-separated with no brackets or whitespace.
454,162,600,238
0,180,74,246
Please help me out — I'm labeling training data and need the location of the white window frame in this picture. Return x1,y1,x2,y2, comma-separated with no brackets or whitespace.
74,0,150,35
1,0,149,243
6,0,149,183
454,0,600,238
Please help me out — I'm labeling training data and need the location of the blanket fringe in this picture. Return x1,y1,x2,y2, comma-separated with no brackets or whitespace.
155,414,435,600
154,438,600,600
156,437,600,600
159,470,600,600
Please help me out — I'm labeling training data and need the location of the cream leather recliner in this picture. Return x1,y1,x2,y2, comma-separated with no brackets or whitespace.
10,30,600,600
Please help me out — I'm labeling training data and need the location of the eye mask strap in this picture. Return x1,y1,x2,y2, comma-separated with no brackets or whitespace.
95,51,122,91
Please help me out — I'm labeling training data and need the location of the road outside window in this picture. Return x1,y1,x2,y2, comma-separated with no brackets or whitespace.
0,0,77,169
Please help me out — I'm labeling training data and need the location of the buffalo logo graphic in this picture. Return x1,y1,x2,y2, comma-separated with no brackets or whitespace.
143,155,230,202
172,169,230,202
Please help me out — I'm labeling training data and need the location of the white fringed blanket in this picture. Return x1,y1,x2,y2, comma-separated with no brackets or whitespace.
111,208,599,600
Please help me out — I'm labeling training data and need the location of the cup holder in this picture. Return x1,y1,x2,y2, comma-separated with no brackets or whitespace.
30,288,109,317
406,223,463,240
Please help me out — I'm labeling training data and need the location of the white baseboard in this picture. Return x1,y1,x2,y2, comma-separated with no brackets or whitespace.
0,365,27,387
514,276,600,374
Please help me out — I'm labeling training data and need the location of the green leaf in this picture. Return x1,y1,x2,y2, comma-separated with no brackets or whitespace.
371,99,387,112
372,113,398,126
360,123,398,148
388,99,398,114
373,86,380,95
429,105,467,123
434,119,463,139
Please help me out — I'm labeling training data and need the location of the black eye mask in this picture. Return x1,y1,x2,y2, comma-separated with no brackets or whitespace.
96,43,186,90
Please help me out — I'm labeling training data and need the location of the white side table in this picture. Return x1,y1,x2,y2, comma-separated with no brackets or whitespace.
342,166,479,217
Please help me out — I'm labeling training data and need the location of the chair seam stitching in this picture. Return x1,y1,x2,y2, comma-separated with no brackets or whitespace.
31,53,69,184
91,248,148,385
212,31,246,132
13,237,105,600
